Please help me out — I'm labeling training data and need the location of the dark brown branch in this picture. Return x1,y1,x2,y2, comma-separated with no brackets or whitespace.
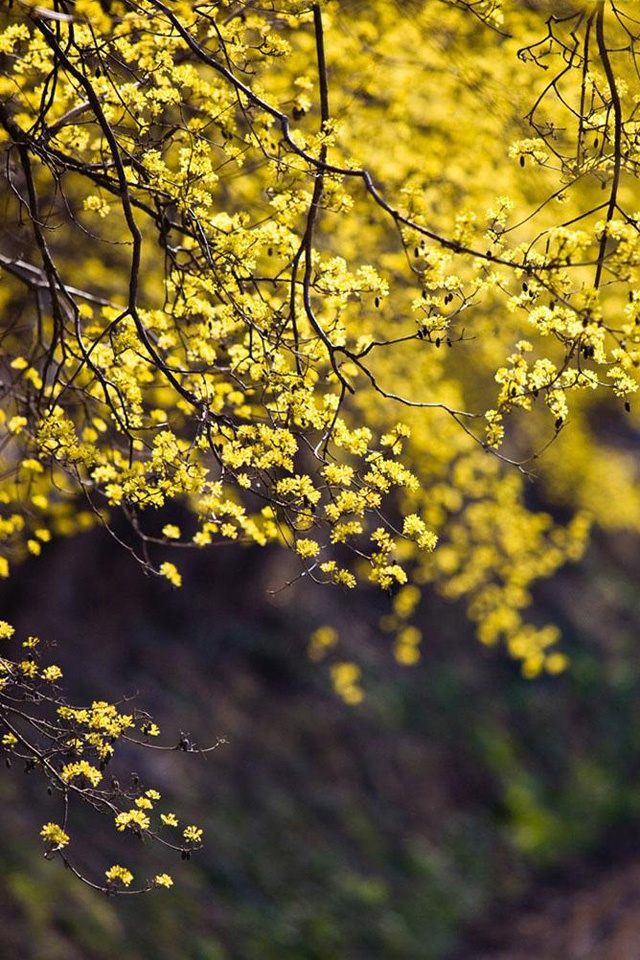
32,16,201,409
594,0,623,289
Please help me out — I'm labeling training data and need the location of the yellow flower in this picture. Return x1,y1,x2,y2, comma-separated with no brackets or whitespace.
114,809,150,832
41,665,63,682
308,625,338,662
183,825,203,843
20,458,43,473
8,416,27,434
295,538,320,559
154,873,174,888
394,644,421,666
40,822,70,848
84,195,112,218
19,660,39,678
330,662,364,705
61,761,103,788
546,652,569,674
159,561,182,587
161,812,179,827
162,524,181,539
105,864,134,887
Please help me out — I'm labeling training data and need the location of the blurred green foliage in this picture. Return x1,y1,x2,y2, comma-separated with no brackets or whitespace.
2,528,640,958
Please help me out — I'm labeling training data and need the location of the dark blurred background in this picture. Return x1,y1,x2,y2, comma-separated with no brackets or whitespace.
2,525,640,960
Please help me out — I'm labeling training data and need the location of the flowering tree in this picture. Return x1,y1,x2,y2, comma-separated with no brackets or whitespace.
1,0,640,889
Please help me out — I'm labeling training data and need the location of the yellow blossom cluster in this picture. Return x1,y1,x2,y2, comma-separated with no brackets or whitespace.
0,620,192,893
1,0,640,706
330,662,364,706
